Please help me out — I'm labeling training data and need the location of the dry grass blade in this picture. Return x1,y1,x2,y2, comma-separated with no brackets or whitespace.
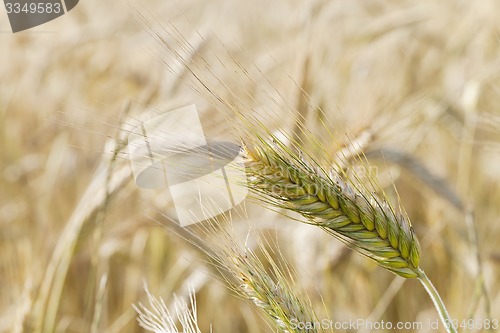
243,137,421,279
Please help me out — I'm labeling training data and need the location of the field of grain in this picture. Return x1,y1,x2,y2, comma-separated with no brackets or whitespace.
1,1,500,332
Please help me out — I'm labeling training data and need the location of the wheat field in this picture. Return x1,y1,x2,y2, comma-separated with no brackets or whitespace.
1,1,500,332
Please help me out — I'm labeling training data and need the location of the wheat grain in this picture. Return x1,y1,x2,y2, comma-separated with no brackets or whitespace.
242,137,421,278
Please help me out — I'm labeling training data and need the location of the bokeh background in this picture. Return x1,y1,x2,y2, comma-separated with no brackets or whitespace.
1,1,500,332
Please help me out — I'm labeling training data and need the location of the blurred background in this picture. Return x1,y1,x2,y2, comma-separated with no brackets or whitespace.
1,1,500,332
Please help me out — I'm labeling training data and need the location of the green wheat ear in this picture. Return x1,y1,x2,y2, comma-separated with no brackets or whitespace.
243,137,421,278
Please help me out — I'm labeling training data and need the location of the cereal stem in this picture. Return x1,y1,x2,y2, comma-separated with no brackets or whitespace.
417,268,457,333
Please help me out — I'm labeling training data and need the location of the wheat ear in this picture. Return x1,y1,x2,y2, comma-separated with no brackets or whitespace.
243,138,421,278
242,136,457,333
200,220,321,333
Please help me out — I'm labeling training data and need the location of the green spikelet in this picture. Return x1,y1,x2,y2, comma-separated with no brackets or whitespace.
244,140,421,278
